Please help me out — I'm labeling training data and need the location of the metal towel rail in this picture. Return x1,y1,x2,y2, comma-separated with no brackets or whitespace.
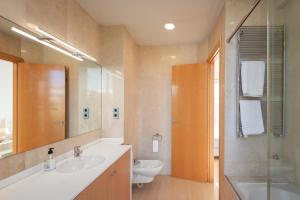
237,26,285,137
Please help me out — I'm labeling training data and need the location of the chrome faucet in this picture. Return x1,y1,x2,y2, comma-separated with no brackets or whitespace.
74,146,83,158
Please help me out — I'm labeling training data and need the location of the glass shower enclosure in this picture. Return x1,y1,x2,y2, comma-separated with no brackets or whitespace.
268,0,300,199
225,0,300,199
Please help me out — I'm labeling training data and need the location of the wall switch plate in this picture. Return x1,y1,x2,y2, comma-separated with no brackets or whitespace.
83,107,89,119
113,107,119,119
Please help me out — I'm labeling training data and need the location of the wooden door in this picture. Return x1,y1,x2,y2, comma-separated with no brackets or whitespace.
111,150,130,200
17,63,66,153
171,63,210,182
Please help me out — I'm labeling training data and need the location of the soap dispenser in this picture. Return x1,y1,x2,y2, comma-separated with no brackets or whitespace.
44,148,56,171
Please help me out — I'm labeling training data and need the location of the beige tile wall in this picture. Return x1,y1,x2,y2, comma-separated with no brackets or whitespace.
136,44,200,174
101,68,124,138
269,0,300,186
99,25,125,139
0,32,21,56
99,25,140,158
198,38,209,62
0,0,103,180
123,29,139,155
78,64,102,134
198,9,225,62
223,0,269,177
284,0,300,186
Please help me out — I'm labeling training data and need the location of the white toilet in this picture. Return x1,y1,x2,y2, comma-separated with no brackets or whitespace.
132,160,163,187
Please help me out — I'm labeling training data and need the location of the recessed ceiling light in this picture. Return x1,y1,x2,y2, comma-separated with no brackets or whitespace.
164,23,175,30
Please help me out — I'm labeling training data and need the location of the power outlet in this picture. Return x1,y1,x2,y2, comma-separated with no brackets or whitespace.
83,107,90,119
113,107,119,119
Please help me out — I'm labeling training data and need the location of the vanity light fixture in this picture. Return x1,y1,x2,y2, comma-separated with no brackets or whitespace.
164,23,175,30
35,27,97,62
11,27,83,61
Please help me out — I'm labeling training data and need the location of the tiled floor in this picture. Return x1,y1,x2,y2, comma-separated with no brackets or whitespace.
132,159,219,200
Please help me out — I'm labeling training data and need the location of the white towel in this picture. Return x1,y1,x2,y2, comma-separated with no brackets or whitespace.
240,100,264,136
241,61,265,97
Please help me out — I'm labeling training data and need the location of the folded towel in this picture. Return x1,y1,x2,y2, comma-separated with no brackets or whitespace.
241,61,265,97
240,100,264,136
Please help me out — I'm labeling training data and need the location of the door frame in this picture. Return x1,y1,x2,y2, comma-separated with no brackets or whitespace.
0,52,24,153
208,51,217,183
207,40,224,198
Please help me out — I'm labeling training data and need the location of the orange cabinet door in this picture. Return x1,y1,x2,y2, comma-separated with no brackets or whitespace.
75,150,131,200
111,151,131,200
75,166,114,200
17,63,66,153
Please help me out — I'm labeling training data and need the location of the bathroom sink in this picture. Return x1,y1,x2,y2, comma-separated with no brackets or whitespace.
56,155,106,173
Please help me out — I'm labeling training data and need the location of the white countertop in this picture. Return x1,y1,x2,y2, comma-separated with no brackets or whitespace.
0,140,131,200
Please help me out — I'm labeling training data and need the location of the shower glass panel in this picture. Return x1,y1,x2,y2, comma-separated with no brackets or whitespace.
268,0,300,199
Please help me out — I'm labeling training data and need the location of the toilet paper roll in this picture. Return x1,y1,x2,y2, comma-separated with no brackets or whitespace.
153,139,159,153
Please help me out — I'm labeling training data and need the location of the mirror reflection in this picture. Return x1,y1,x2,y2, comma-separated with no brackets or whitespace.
0,17,102,158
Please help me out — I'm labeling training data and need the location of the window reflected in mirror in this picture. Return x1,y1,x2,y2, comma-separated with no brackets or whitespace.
0,59,14,158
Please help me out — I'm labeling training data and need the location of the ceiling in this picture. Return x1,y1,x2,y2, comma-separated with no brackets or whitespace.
77,0,224,45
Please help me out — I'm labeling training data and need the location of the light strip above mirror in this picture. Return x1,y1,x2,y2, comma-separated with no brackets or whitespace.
11,27,83,61
35,27,97,62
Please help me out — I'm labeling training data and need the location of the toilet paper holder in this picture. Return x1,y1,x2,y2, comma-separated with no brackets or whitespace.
152,133,162,141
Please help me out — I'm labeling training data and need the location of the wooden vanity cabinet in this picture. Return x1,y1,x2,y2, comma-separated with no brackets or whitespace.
111,151,131,200
75,150,131,200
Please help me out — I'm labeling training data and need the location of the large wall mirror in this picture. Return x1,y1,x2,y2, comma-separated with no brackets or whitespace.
0,17,102,159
